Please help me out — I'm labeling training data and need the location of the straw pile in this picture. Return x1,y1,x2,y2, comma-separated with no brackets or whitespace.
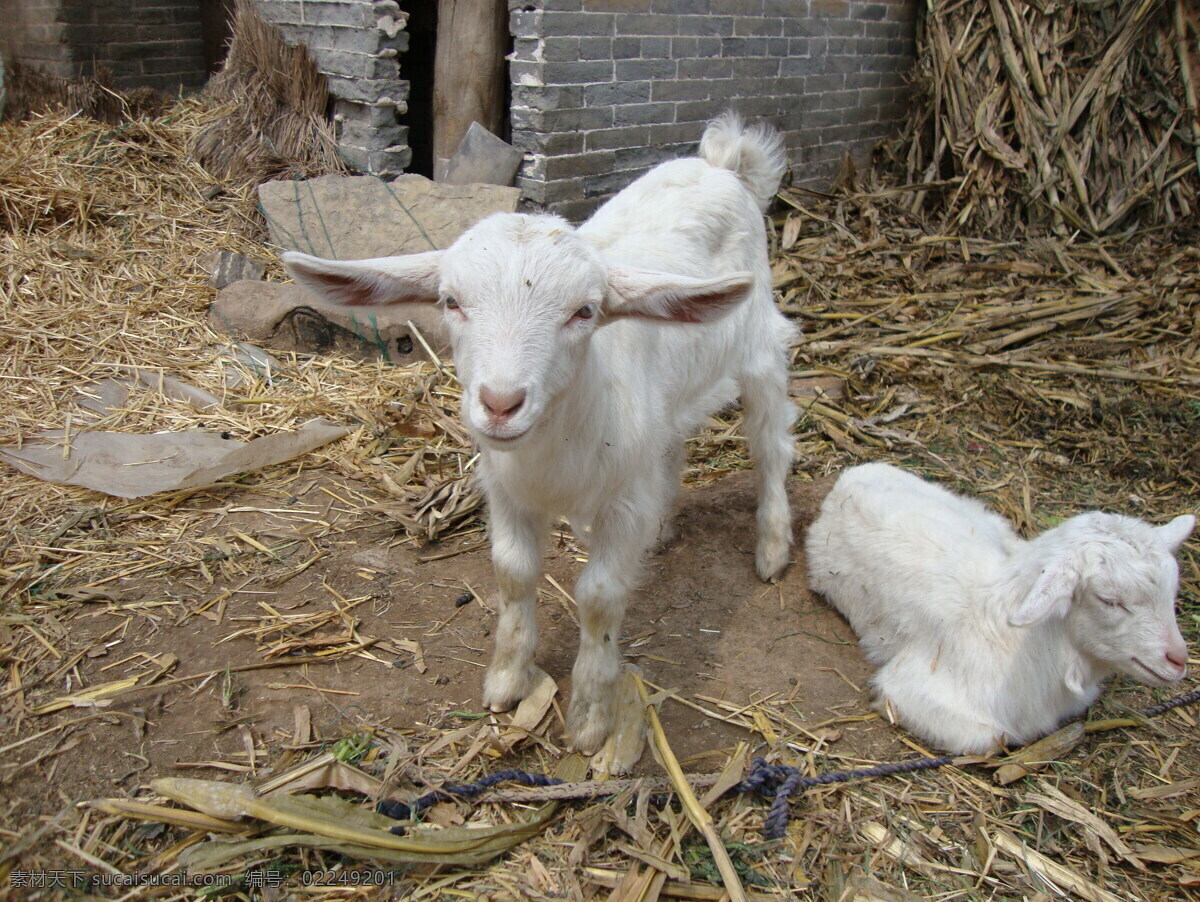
1,99,1199,899
1,59,163,124
192,0,347,182
891,0,1200,235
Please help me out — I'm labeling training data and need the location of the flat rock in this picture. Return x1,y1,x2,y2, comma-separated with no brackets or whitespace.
209,280,448,362
258,173,521,259
208,250,266,289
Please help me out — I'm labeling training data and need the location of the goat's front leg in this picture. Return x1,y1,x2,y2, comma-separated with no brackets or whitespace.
568,502,657,754
481,490,546,713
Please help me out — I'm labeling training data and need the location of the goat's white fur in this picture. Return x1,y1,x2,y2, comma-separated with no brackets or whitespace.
806,462,1193,754
283,113,796,763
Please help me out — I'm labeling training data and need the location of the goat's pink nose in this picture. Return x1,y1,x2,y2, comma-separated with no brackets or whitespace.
1166,648,1188,669
480,386,526,419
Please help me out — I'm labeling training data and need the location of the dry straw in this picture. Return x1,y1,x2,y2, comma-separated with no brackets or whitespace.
192,0,348,182
1,61,1200,902
890,0,1200,235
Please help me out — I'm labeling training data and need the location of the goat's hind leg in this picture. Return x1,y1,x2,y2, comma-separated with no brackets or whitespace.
482,491,547,712
568,500,657,754
740,354,796,580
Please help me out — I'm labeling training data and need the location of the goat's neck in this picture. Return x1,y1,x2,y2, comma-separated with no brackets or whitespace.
992,533,1107,698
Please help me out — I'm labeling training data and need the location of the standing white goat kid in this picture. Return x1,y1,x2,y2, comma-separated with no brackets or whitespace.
806,462,1193,754
283,113,796,764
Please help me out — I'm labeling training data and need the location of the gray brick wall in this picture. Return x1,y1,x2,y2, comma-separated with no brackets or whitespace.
252,0,412,176
0,0,71,76
0,0,209,92
509,0,916,219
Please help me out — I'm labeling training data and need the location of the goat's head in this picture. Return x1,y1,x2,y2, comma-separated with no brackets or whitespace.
1009,512,1194,689
283,213,752,449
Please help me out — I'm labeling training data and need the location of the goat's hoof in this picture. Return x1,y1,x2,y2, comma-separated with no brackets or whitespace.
567,697,616,756
590,666,647,776
482,665,534,713
755,536,791,582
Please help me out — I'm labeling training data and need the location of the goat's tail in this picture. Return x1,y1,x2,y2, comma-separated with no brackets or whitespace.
699,111,788,212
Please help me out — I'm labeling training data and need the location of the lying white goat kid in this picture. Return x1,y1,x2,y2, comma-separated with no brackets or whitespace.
806,462,1193,754
283,113,796,767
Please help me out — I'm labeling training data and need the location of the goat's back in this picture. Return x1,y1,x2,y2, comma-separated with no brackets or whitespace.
806,463,1020,662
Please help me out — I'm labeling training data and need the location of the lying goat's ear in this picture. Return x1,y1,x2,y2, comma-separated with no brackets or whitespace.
1010,558,1078,627
603,267,753,324
1156,514,1195,553
282,251,443,307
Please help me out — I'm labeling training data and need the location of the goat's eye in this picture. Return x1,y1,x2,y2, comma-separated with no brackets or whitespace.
443,296,460,310
1099,595,1129,612
573,304,596,321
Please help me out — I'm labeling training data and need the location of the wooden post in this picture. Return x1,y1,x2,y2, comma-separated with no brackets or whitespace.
433,0,508,178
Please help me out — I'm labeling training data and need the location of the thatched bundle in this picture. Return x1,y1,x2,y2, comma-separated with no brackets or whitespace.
893,0,1200,236
1,59,162,124
192,0,347,182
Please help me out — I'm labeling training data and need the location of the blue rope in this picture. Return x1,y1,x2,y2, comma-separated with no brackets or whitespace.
374,686,1200,841
377,769,563,835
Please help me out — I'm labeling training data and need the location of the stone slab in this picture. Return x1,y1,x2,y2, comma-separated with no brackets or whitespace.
209,280,448,363
258,173,521,259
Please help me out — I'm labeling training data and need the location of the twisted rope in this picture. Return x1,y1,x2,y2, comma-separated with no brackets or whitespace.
736,755,956,840
377,769,563,833
375,685,1200,841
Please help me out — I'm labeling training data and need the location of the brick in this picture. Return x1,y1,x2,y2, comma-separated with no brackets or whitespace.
733,16,783,36
853,2,889,20
545,36,584,61
513,129,585,154
614,144,672,170
678,14,734,35
326,74,407,104
513,83,585,110
651,78,711,101
542,11,616,36
612,35,641,56
583,79,651,106
540,105,615,130
545,150,617,179
583,0,651,10
720,36,767,56
615,57,675,80
732,56,780,78
577,36,613,58
639,36,672,57
613,12,678,34
583,170,635,197
678,57,731,78
510,9,544,38
337,119,407,149
713,0,762,12
650,0,710,12
542,59,614,82
650,121,703,145
584,124,650,150
612,101,677,124
256,0,375,29
673,98,720,121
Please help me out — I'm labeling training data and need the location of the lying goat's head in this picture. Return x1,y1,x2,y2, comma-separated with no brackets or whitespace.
284,213,751,448
1009,512,1194,690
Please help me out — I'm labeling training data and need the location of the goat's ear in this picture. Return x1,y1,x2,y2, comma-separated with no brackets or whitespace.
1156,514,1195,553
282,251,443,307
1010,559,1078,627
603,268,753,323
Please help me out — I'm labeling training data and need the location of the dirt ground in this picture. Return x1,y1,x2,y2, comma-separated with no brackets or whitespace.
2,470,919,832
